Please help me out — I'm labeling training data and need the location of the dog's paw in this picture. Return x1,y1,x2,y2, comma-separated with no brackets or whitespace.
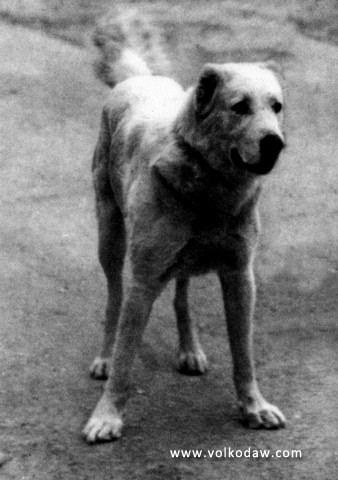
89,356,110,380
82,414,123,443
82,396,123,443
239,398,286,429
178,349,208,375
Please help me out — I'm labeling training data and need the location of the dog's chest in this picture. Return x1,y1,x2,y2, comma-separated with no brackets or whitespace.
171,230,246,277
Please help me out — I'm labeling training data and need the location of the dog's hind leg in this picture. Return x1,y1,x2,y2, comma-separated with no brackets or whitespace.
174,277,208,375
90,125,126,380
89,196,125,380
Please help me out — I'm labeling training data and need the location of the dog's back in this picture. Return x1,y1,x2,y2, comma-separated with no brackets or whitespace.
97,75,186,211
106,75,185,128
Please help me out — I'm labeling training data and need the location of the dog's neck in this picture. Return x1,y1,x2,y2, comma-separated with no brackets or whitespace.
153,133,262,221
176,133,261,204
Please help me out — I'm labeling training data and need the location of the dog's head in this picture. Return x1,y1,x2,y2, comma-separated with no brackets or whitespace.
179,62,285,177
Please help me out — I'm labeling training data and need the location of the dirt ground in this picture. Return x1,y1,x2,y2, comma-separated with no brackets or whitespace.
0,1,337,479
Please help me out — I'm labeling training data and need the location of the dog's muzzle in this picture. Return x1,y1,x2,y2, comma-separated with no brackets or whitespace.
231,134,285,175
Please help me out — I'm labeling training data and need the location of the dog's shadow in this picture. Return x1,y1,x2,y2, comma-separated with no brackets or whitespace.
128,339,238,442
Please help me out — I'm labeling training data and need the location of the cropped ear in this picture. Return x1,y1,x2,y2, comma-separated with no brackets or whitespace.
195,64,221,118
256,60,284,78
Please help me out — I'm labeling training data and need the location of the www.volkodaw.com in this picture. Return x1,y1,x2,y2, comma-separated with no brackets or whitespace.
170,447,302,459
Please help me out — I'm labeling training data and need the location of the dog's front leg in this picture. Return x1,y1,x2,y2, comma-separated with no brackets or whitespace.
218,266,286,429
83,277,159,443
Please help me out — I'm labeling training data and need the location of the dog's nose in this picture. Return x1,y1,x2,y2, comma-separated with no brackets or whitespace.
260,134,284,161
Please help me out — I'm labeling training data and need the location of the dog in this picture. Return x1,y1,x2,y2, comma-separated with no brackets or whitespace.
82,50,286,442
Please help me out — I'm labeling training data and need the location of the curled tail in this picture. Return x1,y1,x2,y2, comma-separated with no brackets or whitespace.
92,9,169,87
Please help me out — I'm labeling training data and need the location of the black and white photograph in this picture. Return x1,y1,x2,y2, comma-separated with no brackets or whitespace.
0,1,337,479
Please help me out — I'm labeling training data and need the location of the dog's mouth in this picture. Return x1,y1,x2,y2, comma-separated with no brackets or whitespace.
230,148,278,176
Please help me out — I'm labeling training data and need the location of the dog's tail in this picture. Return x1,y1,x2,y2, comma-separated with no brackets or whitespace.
93,9,169,87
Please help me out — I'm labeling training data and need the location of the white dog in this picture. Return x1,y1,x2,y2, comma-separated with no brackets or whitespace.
83,38,286,443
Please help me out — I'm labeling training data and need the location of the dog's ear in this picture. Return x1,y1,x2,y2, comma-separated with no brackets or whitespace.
195,64,221,118
256,60,284,79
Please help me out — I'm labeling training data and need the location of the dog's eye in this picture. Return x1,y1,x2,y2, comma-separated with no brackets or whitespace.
272,101,282,114
231,99,251,115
